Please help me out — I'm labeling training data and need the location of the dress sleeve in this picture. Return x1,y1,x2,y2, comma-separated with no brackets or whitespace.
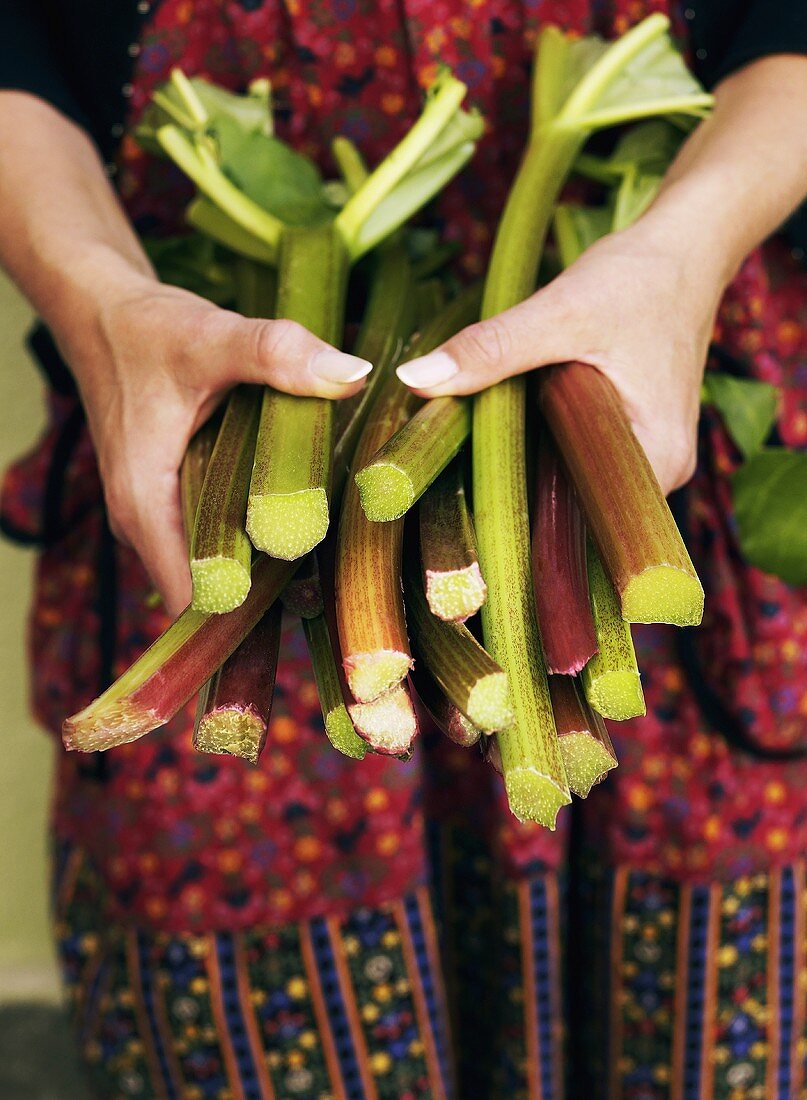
693,0,807,89
0,1,90,130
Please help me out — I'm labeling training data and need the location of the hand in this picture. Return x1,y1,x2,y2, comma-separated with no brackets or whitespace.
59,273,371,615
396,220,728,496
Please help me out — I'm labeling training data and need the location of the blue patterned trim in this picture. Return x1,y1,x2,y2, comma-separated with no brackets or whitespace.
309,916,366,1100
529,878,556,1099
135,932,179,1100
778,868,796,1100
404,892,452,1095
214,933,265,1100
682,886,712,1100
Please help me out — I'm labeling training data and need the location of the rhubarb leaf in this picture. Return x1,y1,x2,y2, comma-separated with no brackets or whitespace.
218,128,335,226
703,372,779,459
551,15,712,134
731,449,807,586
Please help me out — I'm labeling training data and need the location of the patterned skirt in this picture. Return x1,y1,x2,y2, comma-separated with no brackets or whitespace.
55,827,807,1100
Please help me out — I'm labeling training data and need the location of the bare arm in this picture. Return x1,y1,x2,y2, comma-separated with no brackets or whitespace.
397,56,807,492
0,93,370,613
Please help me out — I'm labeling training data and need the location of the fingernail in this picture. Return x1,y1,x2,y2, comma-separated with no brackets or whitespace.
312,350,372,384
396,352,458,389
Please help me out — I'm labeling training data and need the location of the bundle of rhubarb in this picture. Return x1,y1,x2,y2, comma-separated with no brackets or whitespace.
65,15,716,829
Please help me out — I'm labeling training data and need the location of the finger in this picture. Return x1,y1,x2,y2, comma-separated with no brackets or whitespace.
395,291,577,397
107,464,192,618
130,470,192,617
216,314,372,399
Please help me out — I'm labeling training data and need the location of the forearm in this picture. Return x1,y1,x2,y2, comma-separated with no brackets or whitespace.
636,55,807,285
0,92,155,346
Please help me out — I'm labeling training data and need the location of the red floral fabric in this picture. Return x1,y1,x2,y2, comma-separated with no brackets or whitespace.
2,0,806,934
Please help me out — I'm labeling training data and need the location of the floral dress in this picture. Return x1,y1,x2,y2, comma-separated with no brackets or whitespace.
2,0,807,1097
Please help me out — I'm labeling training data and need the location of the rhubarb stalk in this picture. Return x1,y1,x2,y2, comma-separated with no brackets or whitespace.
403,552,512,732
473,13,709,826
356,396,470,521
348,682,419,756
63,554,296,751
548,675,616,798
247,224,349,560
541,363,703,625
303,613,368,760
193,602,282,763
180,419,219,545
531,429,597,673
420,458,486,621
336,286,481,704
409,664,481,747
190,385,261,612
581,543,645,721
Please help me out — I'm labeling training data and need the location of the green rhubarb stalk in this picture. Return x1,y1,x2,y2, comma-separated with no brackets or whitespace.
186,197,278,265
403,552,512,732
332,246,418,497
247,223,349,560
581,542,645,720
335,286,481,704
474,14,710,826
193,602,282,763
356,396,470,521
419,458,486,621
303,613,367,760
409,664,481,747
332,136,370,193
190,385,261,612
190,259,275,613
548,674,617,798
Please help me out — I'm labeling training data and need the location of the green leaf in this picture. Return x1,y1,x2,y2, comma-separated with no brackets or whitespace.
731,449,807,585
136,75,272,154
702,372,779,458
553,203,613,267
612,167,663,230
551,15,713,134
216,129,335,227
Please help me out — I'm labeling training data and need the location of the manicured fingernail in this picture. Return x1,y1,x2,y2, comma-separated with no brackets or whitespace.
312,350,373,384
396,352,458,389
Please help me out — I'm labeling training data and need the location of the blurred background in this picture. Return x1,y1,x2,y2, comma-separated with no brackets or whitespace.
0,275,86,1095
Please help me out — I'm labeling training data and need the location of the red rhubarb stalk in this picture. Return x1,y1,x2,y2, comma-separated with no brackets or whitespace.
193,602,282,764
531,429,598,673
541,362,704,626
547,675,617,798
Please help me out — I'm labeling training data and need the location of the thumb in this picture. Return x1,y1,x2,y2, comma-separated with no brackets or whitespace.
395,291,574,397
216,314,372,399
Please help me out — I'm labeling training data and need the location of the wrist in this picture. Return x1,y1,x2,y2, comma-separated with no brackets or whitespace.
45,245,158,377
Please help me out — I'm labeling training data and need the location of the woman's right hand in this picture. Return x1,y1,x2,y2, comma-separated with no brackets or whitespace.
58,273,371,616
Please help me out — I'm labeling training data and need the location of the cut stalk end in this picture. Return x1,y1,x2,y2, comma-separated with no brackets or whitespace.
349,682,418,755
343,650,413,703
621,565,704,626
355,465,414,521
247,489,329,560
324,709,368,760
558,731,617,798
63,702,160,753
583,668,645,721
466,672,515,732
194,707,266,764
502,763,571,829
425,564,487,622
191,558,252,613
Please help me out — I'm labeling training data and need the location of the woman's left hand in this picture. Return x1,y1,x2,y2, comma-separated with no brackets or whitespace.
396,218,727,495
